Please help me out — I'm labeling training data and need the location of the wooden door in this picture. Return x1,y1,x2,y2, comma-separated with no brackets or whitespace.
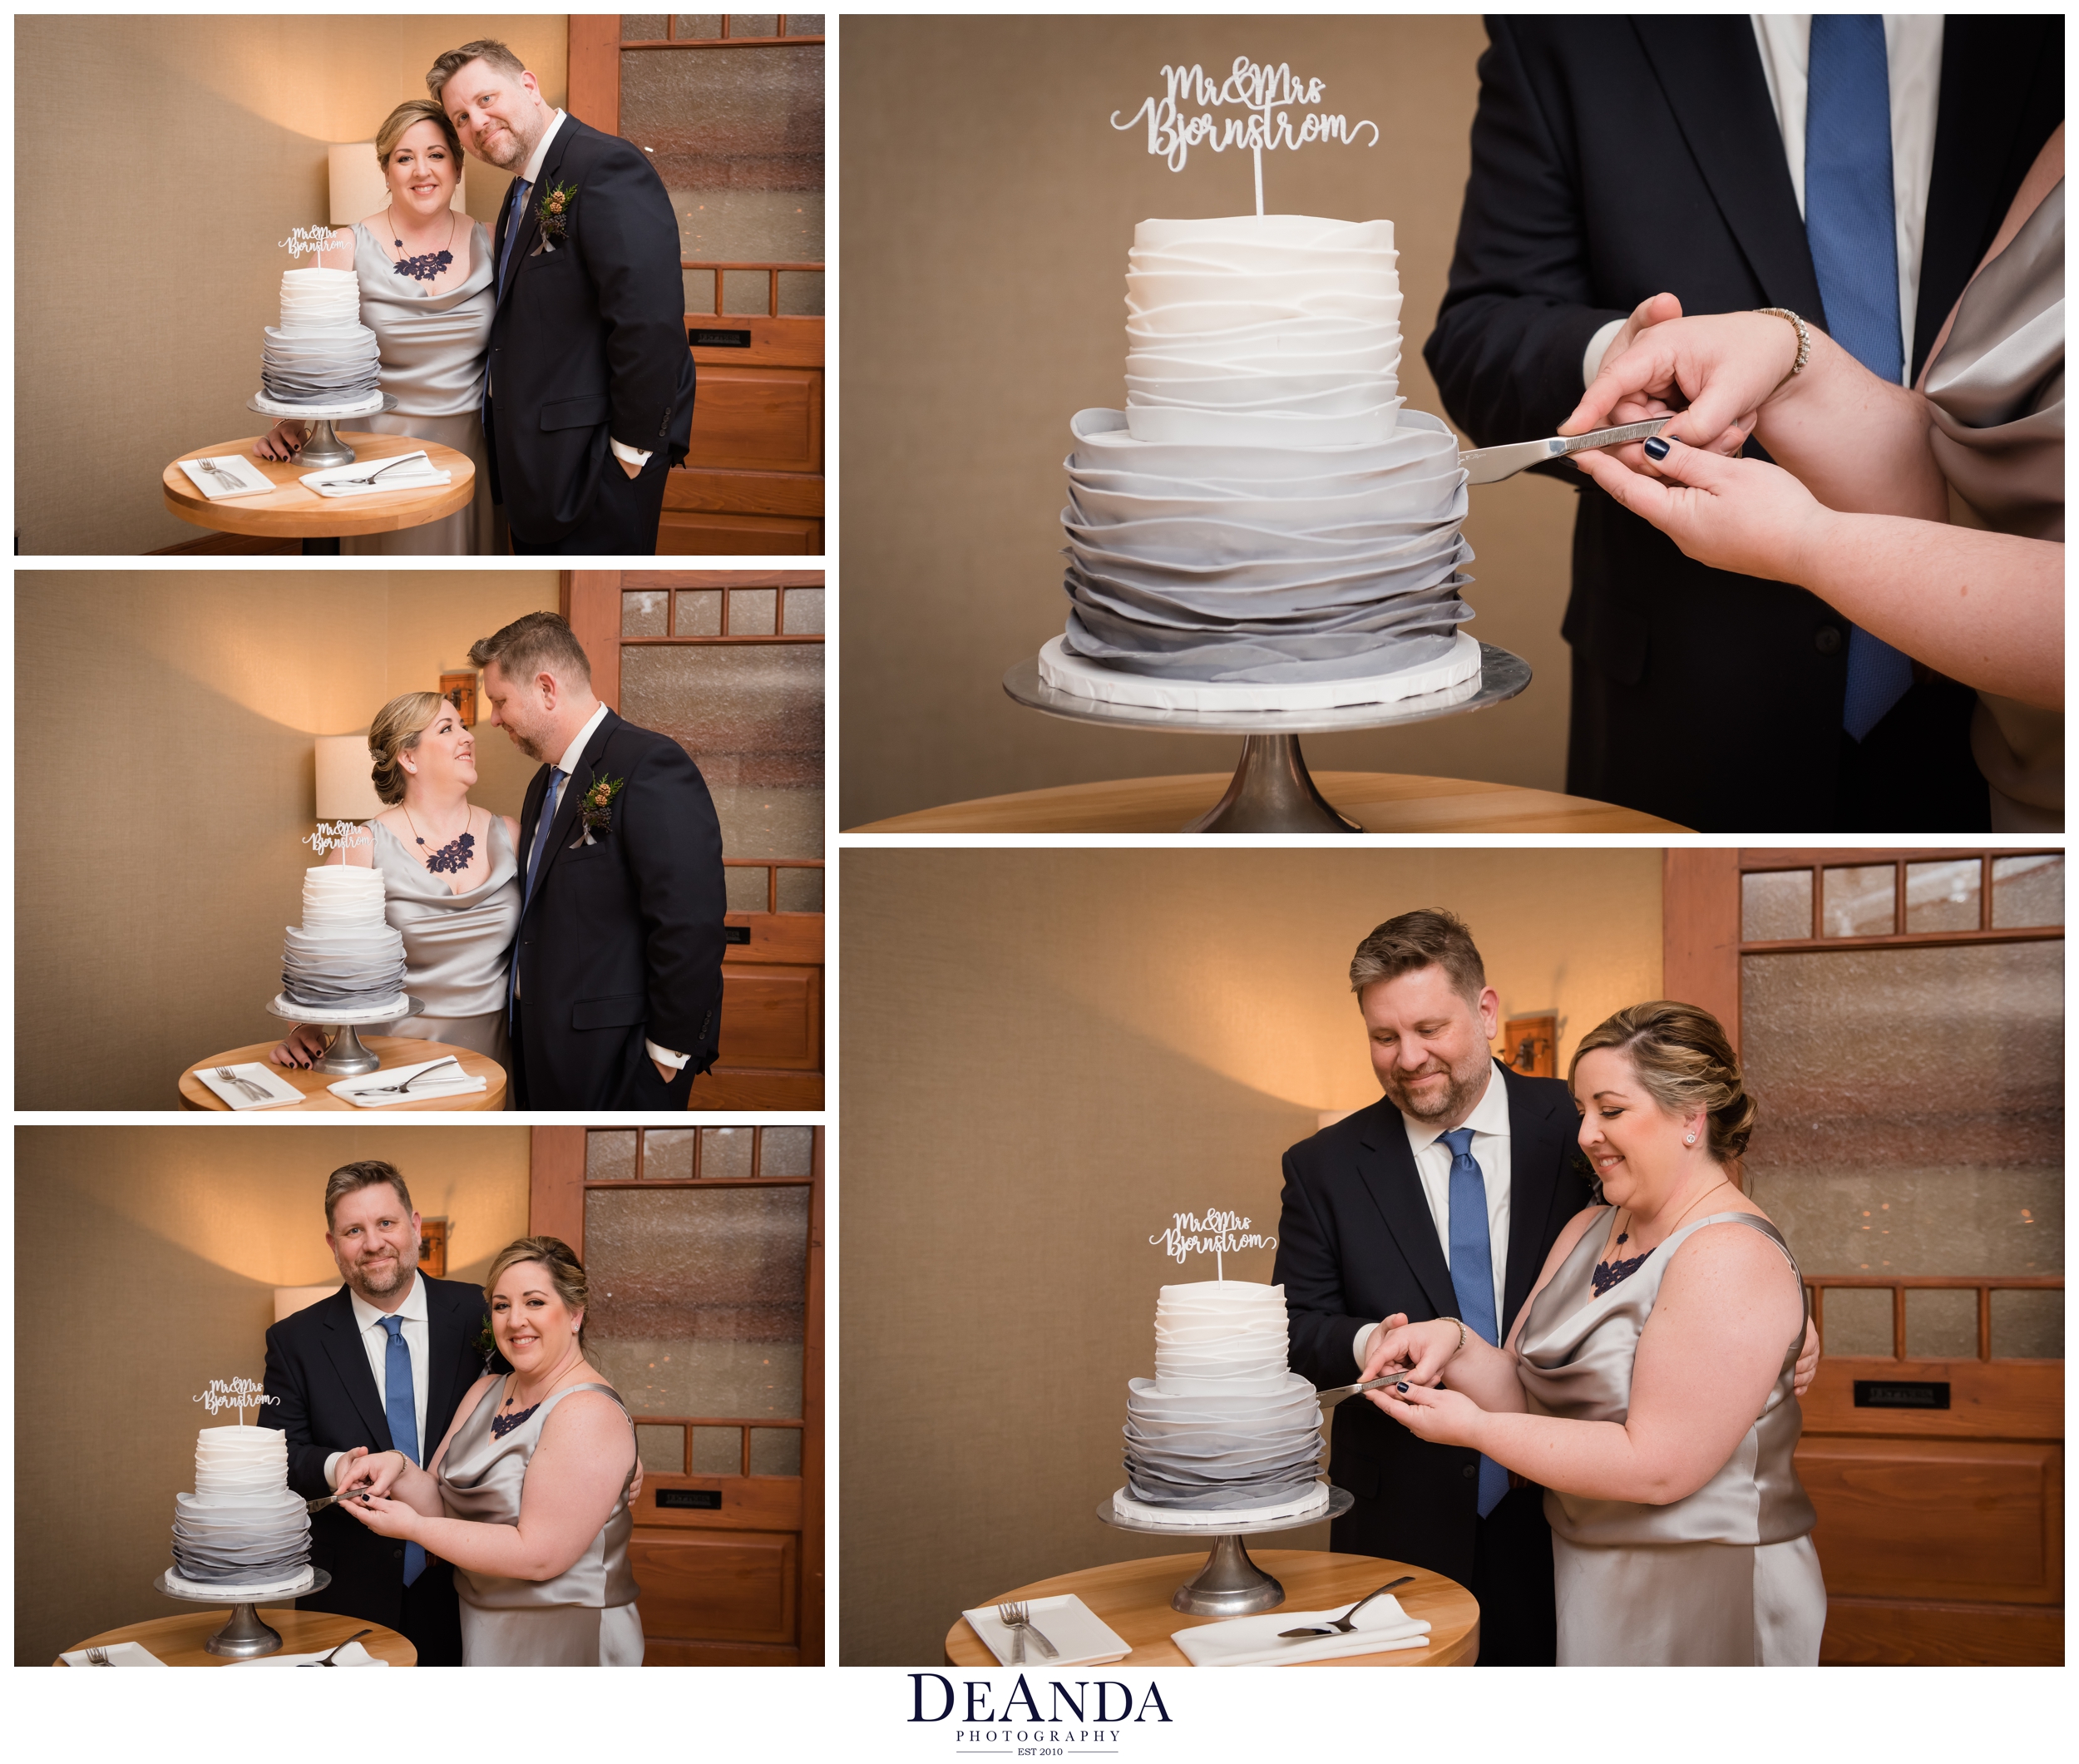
569,17,825,553
1666,849,2065,1664
532,1124,824,1666
568,570,824,1109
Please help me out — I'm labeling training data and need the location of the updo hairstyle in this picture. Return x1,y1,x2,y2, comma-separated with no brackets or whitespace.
374,99,463,175
366,691,448,805
484,1235,590,1346
1568,1001,1757,1163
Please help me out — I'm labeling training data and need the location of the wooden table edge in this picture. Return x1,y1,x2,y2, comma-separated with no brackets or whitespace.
162,433,474,537
178,1036,506,1113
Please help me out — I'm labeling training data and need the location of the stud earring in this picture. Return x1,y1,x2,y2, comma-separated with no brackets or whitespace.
1685,1134,1696,1145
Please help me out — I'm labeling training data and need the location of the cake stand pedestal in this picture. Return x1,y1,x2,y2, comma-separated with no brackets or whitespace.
1005,645,1532,833
151,1568,331,1659
248,392,394,471
267,995,423,1077
1095,1486,1354,1616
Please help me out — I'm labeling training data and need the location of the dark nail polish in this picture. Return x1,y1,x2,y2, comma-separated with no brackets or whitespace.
1642,436,1670,461
1395,1382,1410,1392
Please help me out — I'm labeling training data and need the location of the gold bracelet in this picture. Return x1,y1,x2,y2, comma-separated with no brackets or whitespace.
1755,306,1811,388
1449,1317,1468,1359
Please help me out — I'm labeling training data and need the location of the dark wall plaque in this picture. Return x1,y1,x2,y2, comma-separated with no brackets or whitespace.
725,925,752,944
1852,1380,1951,1410
690,329,753,348
657,1487,723,1510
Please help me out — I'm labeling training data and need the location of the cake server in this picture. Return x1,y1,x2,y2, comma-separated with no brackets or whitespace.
1459,416,1670,484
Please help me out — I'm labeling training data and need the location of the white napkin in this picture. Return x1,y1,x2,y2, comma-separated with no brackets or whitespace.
190,1061,306,1110
61,1641,167,1668
328,1055,486,1108
1172,1594,1430,1668
300,452,452,498
226,1640,388,1668
960,1595,1130,1668
178,455,275,499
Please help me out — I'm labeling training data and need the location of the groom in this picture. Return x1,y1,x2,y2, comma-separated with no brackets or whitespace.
430,38,695,553
471,610,727,1109
261,1161,499,1668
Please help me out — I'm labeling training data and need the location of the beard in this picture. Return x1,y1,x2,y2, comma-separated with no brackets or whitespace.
338,1239,417,1302
472,116,533,170
1379,1052,1490,1124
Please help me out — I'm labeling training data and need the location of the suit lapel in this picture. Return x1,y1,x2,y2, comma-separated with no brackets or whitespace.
1630,18,1826,322
518,711,621,929
1353,1103,1459,1322
492,115,578,319
1499,1068,1571,1337
423,1279,478,1443
318,1290,393,1451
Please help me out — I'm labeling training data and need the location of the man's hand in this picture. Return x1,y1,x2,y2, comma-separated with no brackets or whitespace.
1361,1317,1465,1388
620,458,642,480
653,1058,676,1085
1792,1316,1821,1398
627,1453,645,1503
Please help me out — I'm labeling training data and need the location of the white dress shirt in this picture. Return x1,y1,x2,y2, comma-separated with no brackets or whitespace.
1583,16,1945,388
509,108,653,470
323,1273,431,1488
1353,1060,1514,1371
526,699,687,1070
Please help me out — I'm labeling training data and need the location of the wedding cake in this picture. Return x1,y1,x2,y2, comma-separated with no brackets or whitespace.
167,1426,315,1599
259,266,382,409
1047,215,1479,711
1115,1280,1330,1527
280,866,407,1015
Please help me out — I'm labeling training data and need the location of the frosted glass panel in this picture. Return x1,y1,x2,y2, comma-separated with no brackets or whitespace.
1903,1287,1977,1358
644,1128,697,1183
751,1428,802,1475
1742,870,1810,941
702,1126,754,1178
622,590,668,636
585,1185,811,1419
729,588,777,634
782,587,824,633
1821,866,1894,936
786,15,825,33
732,13,779,36
624,14,669,40
674,16,723,39
620,644,823,859
776,866,822,913
759,1126,815,1176
1904,860,1979,932
620,44,825,314
1740,943,2063,1277
637,1424,683,1474
727,865,769,912
692,1426,740,1472
1992,855,2062,927
675,589,723,635
1816,1287,1892,1356
1990,1288,2062,1359
587,1130,637,1183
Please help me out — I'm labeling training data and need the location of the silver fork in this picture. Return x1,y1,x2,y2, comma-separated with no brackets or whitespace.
85,1646,113,1666
998,1601,1059,1659
215,1065,269,1103
353,1057,460,1097
200,458,243,492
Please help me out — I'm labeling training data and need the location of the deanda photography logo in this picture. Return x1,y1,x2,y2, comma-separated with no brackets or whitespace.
906,1673,1174,1751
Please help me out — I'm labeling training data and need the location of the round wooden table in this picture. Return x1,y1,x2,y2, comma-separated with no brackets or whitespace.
57,1607,415,1667
163,432,473,555
946,1551,1478,1668
180,1035,506,1112
852,773,1687,833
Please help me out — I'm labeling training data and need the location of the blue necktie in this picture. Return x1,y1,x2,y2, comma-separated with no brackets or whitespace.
497,176,533,296
1440,1128,1509,1519
1806,15,1915,741
379,1316,424,1587
510,768,565,1022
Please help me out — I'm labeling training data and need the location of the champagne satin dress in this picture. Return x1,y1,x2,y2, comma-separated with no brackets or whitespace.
368,818,519,1078
437,1379,643,1667
1515,1210,1825,1666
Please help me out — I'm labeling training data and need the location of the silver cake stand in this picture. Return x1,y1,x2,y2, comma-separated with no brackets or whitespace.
1005,643,1532,833
268,994,423,1077
152,1567,331,1658
247,392,396,470
1096,1485,1354,1616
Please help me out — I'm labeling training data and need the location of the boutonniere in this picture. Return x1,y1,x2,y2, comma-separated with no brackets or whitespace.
570,773,626,847
531,181,578,254
474,1315,498,1370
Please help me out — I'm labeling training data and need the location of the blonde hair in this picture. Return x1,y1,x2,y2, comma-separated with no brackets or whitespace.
1568,1001,1758,1163
427,38,529,101
374,99,462,174
366,691,448,806
485,1236,590,1346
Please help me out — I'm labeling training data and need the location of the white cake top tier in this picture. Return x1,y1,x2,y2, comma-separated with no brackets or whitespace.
278,266,368,336
1124,215,1403,447
1151,1279,1293,1396
191,1423,290,1500
299,863,388,931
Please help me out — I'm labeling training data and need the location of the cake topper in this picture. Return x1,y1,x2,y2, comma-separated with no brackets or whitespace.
278,224,342,264
303,819,363,857
1149,1206,1277,1280
195,1376,279,1425
1113,58,1380,216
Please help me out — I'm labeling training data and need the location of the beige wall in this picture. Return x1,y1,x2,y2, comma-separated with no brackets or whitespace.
17,14,569,554
839,15,1581,825
16,571,558,1107
838,847,1662,1664
14,1124,530,1667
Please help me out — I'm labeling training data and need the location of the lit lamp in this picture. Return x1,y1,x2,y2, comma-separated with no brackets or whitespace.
316,734,383,823
328,142,467,225
274,1284,339,1322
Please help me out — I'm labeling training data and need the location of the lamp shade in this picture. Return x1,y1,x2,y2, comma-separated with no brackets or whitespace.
328,142,467,225
274,1284,340,1322
316,734,383,822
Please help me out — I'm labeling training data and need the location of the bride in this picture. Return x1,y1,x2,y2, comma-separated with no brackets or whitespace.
254,99,496,554
271,691,518,1081
334,1237,644,1667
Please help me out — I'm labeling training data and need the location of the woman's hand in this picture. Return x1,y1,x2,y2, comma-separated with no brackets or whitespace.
254,419,309,462
1571,435,1838,586
1365,1380,1489,1449
1359,1317,1465,1388
334,1449,407,1499
1563,309,1801,462
269,1025,328,1069
336,1490,421,1540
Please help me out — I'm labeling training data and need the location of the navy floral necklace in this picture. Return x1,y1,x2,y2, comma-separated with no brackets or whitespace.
387,205,457,284
402,804,476,876
1593,1178,1733,1297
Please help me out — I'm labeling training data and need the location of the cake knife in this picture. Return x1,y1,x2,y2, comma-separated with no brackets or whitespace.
1459,416,1670,484
1315,1374,1410,1410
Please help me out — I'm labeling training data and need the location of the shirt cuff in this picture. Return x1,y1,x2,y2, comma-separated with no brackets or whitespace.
1583,316,1627,388
323,1450,343,1490
646,1040,689,1070
610,438,654,467
1353,1322,1375,1371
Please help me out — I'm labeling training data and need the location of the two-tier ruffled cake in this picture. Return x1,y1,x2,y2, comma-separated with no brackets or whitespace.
167,1426,315,1599
1047,215,1478,712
